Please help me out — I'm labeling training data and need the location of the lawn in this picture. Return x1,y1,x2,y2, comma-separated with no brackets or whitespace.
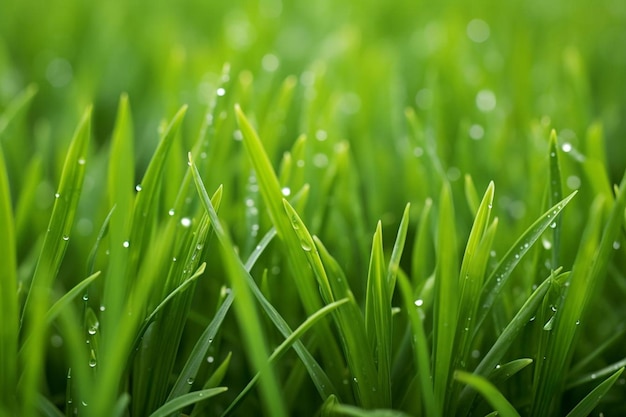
1,0,626,416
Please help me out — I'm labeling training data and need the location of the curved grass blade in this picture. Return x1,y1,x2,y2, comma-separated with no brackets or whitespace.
190,155,287,417
454,371,521,417
37,395,64,417
235,104,346,390
476,191,577,333
147,388,227,417
565,368,624,417
0,142,18,414
45,271,101,325
489,359,533,386
168,290,234,401
222,298,349,416
386,203,411,297
284,200,381,408
18,107,91,417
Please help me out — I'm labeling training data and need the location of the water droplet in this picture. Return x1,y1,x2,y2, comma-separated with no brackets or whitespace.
561,142,572,153
591,373,597,379
300,240,312,251
495,364,501,369
78,158,86,165
296,159,305,168
207,356,214,363
414,299,424,307
543,316,555,331
55,193,61,198
353,377,358,383
245,198,255,207
550,222,556,229
196,243,204,251
216,87,226,96
173,257,177,262
575,320,580,325
233,130,243,141
122,241,130,248
542,237,553,250
135,184,142,192
313,153,329,168
88,358,97,368
168,209,175,216
99,305,106,312
82,294,89,301
81,401,88,407
181,217,192,228
187,377,194,385
613,241,621,250
62,235,70,241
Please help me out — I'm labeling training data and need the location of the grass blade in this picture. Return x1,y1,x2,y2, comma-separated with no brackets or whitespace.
432,181,459,415
476,191,577,332
18,107,91,417
0,141,18,415
222,298,349,416
190,154,288,417
565,368,624,417
548,130,563,268
454,371,521,417
364,222,392,405
397,273,438,417
147,388,228,417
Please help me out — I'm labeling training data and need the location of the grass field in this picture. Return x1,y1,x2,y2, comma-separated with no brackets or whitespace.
1,0,626,416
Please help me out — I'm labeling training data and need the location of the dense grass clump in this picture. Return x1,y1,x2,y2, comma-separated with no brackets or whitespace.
1,0,626,416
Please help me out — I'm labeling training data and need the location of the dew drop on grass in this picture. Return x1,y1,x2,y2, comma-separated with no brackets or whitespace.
613,241,621,250
216,87,226,96
82,294,89,301
123,240,130,248
414,299,424,307
469,124,484,140
99,305,106,312
315,129,328,141
476,89,496,112
233,130,243,141
135,184,142,192
78,158,86,165
62,235,70,241
187,377,194,385
281,187,291,196
300,240,312,251
561,142,572,153
207,356,214,363
55,192,61,198
88,358,97,368
168,209,175,216
181,217,192,228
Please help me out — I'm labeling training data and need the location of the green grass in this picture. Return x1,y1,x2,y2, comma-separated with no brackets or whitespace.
1,0,626,416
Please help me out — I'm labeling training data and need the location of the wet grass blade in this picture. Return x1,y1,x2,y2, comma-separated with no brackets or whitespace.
18,107,91,417
284,199,381,407
454,371,521,417
235,104,346,390
476,191,577,333
548,130,563,268
432,181,459,415
532,171,626,416
364,222,392,405
190,154,288,417
45,271,101,325
397,273,438,417
222,298,349,416
565,368,624,417
147,388,228,417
